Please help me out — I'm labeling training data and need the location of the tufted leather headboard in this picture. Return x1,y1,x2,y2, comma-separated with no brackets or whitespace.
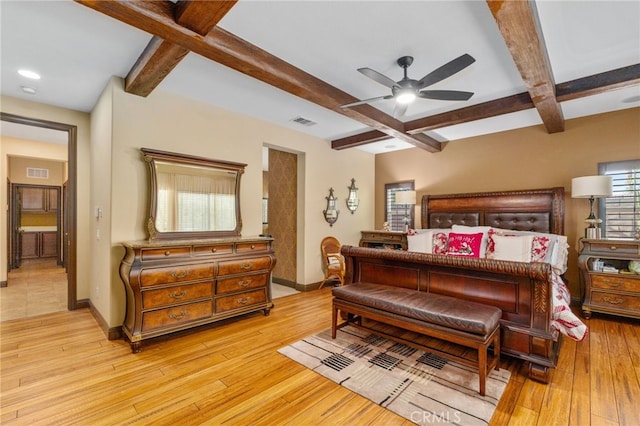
421,187,565,235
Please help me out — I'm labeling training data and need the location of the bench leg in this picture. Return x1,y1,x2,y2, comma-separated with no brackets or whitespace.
478,345,487,396
332,302,338,339
494,330,501,371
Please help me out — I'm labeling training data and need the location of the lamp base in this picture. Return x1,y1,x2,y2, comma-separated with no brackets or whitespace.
585,227,601,239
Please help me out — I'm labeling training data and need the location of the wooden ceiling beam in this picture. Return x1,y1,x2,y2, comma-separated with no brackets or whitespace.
75,0,441,152
336,64,639,147
487,0,564,133
125,1,237,97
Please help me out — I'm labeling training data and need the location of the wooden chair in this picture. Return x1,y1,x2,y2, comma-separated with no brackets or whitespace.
319,236,345,288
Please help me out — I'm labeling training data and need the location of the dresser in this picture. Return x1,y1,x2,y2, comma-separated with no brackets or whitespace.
359,230,408,250
119,236,276,352
578,238,640,320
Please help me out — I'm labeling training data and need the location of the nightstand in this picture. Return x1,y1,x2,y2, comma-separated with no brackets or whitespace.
359,230,408,250
578,238,640,319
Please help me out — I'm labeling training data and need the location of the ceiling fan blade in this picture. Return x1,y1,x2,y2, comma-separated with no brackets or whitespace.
417,54,476,89
393,102,408,118
358,67,400,89
341,95,393,108
418,90,474,101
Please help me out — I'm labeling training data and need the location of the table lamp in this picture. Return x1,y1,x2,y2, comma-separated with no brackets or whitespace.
395,190,416,232
571,175,612,239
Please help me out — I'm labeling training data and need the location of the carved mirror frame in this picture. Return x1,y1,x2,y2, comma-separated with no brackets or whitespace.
141,148,246,240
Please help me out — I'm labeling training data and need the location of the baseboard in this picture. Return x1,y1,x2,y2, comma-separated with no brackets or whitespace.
273,277,320,292
0,280,6,288
88,300,123,341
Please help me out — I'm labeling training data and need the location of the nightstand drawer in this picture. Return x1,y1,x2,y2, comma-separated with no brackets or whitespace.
590,291,640,312
142,282,212,309
592,274,640,293
586,241,640,256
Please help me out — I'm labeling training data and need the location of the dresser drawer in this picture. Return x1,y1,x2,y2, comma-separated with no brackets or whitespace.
141,246,191,261
592,274,640,293
591,291,640,312
236,242,270,253
217,273,268,295
142,300,213,331
217,256,272,276
142,282,213,309
215,289,266,313
139,264,214,287
193,244,234,257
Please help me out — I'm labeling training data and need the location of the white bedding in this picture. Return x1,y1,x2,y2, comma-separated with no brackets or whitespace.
407,227,587,342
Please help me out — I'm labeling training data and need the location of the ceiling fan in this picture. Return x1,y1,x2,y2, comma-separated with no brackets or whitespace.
341,54,476,117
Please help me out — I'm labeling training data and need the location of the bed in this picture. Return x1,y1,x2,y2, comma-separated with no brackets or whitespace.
341,187,586,383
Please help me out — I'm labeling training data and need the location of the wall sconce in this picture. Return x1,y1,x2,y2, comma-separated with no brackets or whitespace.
346,178,359,214
571,175,613,239
395,190,416,232
323,187,339,226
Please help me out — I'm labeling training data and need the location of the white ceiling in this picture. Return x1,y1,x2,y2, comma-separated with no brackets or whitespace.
1,1,639,154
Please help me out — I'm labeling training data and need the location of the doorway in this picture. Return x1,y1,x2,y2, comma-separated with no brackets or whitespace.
1,112,77,318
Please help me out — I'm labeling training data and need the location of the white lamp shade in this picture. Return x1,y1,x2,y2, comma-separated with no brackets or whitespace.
571,175,613,198
395,190,416,204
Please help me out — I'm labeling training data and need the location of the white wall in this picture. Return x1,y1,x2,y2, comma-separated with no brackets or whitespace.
92,78,375,327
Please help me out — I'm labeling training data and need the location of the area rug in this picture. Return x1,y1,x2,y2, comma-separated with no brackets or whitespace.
278,325,510,425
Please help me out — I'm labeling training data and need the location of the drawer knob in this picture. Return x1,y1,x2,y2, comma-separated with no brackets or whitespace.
171,270,189,279
238,279,252,287
609,246,617,250
236,297,251,305
251,245,255,249
603,296,624,305
168,310,187,320
169,290,187,299
240,262,253,270
164,251,171,256
211,248,217,253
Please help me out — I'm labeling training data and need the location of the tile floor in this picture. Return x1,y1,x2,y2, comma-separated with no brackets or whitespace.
0,258,68,322
0,258,300,322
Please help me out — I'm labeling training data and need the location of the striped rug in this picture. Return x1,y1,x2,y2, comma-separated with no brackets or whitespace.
278,325,510,425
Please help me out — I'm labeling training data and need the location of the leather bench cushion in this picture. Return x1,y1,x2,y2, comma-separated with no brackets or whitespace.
333,282,501,336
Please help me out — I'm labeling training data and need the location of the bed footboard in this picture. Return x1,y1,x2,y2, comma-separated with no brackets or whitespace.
341,245,560,383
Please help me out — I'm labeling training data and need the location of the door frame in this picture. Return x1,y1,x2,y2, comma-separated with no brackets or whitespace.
1,112,78,310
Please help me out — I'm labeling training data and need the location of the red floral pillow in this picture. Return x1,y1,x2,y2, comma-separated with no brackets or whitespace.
487,228,552,262
433,232,449,254
446,232,483,257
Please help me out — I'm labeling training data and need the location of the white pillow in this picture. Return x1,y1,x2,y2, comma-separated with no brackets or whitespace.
408,230,433,253
492,234,534,262
452,225,492,258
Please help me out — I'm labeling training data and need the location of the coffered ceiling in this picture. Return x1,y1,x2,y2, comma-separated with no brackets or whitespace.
1,1,638,154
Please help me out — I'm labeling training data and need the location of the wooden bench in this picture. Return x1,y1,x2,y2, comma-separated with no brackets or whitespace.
332,282,502,396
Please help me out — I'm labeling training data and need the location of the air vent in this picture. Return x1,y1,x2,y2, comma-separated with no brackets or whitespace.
290,116,317,127
27,167,49,179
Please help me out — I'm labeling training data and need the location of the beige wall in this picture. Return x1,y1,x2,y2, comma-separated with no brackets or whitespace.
93,78,375,327
0,98,90,296
375,107,640,295
9,155,66,185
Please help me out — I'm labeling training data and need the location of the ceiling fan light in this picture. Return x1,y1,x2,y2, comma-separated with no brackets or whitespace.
396,91,415,104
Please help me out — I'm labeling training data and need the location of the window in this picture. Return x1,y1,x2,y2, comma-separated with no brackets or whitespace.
598,159,640,239
384,181,415,231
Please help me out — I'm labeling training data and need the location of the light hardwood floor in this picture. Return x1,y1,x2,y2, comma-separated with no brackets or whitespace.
1,286,639,425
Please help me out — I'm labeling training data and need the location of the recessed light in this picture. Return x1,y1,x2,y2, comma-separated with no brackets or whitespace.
18,69,41,80
21,86,37,95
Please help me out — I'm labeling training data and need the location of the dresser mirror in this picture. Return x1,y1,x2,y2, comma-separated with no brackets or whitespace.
141,148,246,240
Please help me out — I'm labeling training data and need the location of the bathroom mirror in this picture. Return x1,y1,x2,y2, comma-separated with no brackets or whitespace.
141,148,245,240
